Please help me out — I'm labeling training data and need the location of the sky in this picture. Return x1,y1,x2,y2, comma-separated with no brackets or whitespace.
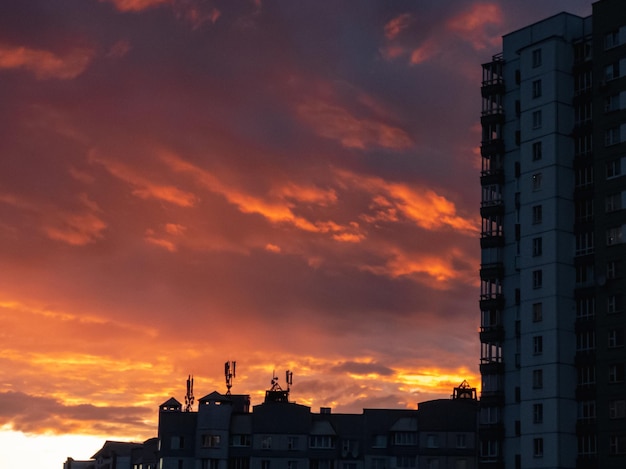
0,0,593,467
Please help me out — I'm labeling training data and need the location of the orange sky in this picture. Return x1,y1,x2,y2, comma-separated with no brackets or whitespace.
0,0,592,467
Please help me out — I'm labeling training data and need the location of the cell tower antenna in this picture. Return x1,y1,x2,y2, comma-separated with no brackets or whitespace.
286,370,293,391
225,361,236,395
185,374,194,412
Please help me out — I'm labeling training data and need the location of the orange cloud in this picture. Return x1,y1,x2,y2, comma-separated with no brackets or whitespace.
384,13,414,40
409,39,439,65
43,212,107,246
101,0,170,12
297,99,413,150
160,152,364,241
90,151,198,207
446,2,503,50
0,44,93,80
335,169,478,234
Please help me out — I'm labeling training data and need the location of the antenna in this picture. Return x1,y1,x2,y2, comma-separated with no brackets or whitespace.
286,370,293,390
185,374,194,412
225,361,236,395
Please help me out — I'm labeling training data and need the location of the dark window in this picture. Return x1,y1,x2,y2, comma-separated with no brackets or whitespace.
532,80,542,98
532,237,542,256
532,141,542,161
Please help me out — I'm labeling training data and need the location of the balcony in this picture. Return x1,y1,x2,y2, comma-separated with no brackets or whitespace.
480,361,504,375
481,139,505,157
480,326,504,343
480,263,504,280
481,169,504,186
479,295,504,311
480,234,504,249
480,201,504,218
479,391,504,407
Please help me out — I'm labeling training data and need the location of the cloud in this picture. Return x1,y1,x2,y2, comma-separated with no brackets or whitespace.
90,151,198,207
43,212,107,246
297,99,414,150
0,43,94,80
101,0,170,12
446,2,504,50
332,361,394,377
384,13,414,40
0,391,151,436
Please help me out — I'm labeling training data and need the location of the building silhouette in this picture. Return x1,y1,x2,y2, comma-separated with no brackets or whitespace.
478,0,626,467
64,378,478,469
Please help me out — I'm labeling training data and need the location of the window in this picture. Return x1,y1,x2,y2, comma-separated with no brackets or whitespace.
575,199,593,222
532,369,543,389
532,79,542,98
533,336,543,355
230,458,250,469
608,329,624,348
577,331,596,351
533,438,543,457
202,435,221,448
575,135,593,156
532,302,543,322
575,232,594,256
456,434,467,448
171,436,185,450
372,435,387,448
607,226,623,245
262,436,272,449
310,436,334,449
606,126,621,146
397,457,416,468
425,459,439,469
576,165,593,187
288,437,298,450
578,366,596,385
605,30,621,49
609,400,626,419
608,295,622,314
607,260,617,279
532,173,542,190
480,406,500,424
532,270,543,289
604,61,621,81
481,439,499,458
532,110,542,129
288,462,298,469
607,158,622,178
532,205,543,224
609,435,626,455
231,435,251,447
576,263,593,285
532,48,542,67
605,93,621,112
576,297,595,318
394,432,416,446
371,459,386,469
575,102,592,123
609,363,625,383
426,434,439,448
532,237,542,256
202,460,219,469
310,461,333,469
261,461,271,469
578,400,596,421
532,141,542,161
533,403,543,424
606,193,622,212
578,435,597,455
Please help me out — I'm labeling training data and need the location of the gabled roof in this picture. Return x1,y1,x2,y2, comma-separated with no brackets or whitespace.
160,397,182,407
199,390,231,403
91,440,142,459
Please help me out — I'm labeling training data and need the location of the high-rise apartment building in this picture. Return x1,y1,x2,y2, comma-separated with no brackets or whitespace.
479,1,626,468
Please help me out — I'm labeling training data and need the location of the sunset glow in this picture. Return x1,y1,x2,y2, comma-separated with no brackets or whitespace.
0,1,592,468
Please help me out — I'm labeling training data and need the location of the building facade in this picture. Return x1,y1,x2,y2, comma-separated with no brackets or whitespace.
157,382,478,469
478,1,626,468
